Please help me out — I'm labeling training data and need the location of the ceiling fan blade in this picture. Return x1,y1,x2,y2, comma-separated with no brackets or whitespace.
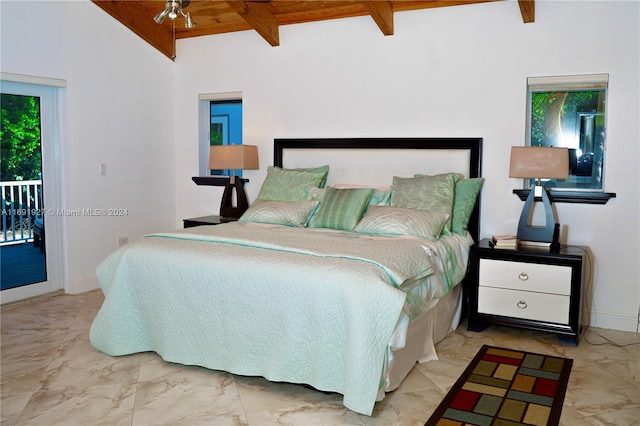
182,0,190,8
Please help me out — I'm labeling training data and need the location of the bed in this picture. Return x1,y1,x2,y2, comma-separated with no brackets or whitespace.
89,137,483,416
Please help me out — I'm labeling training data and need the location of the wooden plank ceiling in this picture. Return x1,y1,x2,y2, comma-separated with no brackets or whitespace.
93,0,535,60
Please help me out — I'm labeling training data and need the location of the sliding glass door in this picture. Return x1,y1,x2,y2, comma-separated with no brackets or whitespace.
1,80,63,304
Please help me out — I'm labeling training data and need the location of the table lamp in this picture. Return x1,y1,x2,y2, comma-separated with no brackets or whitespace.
509,146,569,246
209,145,259,218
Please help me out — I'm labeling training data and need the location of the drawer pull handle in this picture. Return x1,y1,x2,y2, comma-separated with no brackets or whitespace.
518,272,529,281
517,300,528,309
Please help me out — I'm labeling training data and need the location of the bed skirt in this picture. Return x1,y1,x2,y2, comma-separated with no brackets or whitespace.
379,283,462,397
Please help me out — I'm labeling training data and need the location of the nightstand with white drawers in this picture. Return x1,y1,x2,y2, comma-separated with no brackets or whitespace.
467,238,588,346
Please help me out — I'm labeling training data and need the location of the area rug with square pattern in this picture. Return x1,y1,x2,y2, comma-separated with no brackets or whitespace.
425,345,573,426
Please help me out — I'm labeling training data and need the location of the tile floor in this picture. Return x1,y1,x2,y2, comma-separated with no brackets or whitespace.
1,291,639,425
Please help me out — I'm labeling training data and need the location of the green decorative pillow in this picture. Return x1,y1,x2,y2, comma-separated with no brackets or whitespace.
239,200,319,227
257,166,329,202
309,187,375,231
293,165,330,188
354,206,450,241
451,177,484,235
391,173,459,232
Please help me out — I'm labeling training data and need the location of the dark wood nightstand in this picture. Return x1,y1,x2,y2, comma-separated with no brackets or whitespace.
467,238,588,346
183,215,237,228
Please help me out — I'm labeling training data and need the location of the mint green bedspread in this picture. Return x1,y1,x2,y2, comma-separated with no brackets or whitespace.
90,222,466,415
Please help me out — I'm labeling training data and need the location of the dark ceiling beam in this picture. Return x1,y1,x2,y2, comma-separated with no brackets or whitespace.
225,1,280,46
518,0,535,23
362,0,394,36
92,1,175,60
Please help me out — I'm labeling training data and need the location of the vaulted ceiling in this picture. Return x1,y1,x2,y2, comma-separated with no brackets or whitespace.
93,0,535,60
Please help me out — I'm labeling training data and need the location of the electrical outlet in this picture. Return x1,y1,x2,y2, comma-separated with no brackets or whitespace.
99,163,107,176
118,237,128,246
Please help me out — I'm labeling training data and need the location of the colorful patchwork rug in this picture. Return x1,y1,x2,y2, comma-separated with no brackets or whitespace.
425,345,573,426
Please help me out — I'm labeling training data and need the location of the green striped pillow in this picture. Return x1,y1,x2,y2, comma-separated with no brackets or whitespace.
309,187,374,231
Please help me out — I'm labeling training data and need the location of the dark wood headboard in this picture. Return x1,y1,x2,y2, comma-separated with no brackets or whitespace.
274,137,483,242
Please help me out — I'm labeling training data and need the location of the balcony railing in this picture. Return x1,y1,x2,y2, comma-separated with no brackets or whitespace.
1,180,43,245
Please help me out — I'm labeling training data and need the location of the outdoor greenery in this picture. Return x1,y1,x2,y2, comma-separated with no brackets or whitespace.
529,89,606,190
210,123,223,145
1,94,42,182
529,90,604,148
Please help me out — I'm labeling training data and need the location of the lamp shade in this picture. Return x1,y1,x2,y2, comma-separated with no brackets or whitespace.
509,146,569,180
209,145,259,171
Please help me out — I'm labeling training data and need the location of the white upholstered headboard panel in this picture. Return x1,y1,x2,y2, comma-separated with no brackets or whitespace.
282,148,471,187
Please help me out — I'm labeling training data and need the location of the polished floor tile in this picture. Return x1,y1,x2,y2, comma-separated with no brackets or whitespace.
1,291,639,425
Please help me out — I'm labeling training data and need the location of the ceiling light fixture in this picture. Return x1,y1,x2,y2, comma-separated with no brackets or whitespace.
154,0,194,29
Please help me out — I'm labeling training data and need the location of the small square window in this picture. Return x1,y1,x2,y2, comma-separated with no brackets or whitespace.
526,74,608,192
197,92,243,178
209,100,243,177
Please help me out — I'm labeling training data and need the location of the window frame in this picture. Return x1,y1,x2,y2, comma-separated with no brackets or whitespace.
519,74,616,204
193,92,244,187
208,99,243,177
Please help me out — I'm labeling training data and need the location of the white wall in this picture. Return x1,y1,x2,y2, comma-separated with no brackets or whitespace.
1,1,176,293
174,1,639,331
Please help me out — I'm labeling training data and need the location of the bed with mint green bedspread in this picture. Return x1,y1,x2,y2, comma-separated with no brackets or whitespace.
90,222,470,415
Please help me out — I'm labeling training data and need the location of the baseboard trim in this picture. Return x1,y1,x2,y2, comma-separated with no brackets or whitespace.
65,276,100,294
586,309,639,333
1,290,64,309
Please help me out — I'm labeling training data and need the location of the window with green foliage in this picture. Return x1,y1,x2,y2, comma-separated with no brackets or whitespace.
1,94,42,182
526,74,608,192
